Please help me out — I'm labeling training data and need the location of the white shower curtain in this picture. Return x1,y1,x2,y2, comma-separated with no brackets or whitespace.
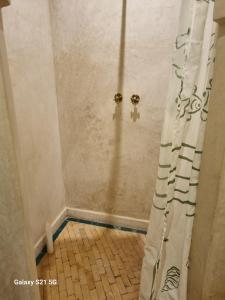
140,1,217,299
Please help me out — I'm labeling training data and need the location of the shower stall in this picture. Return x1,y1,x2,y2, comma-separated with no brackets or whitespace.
0,0,225,299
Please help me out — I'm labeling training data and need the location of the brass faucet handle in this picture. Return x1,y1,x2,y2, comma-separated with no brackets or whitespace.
114,93,123,104
131,94,140,105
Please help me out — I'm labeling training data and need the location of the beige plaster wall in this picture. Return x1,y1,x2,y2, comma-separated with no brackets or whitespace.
0,12,39,300
50,0,181,220
214,0,225,24
188,25,225,300
202,148,225,300
2,0,65,244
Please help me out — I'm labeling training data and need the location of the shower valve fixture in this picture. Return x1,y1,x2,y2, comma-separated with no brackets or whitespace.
114,93,123,104
131,94,140,105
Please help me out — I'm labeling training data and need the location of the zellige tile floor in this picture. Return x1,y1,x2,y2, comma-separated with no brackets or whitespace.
37,221,146,300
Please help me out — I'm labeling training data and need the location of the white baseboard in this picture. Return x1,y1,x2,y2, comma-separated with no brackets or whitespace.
34,207,149,258
67,207,149,231
34,207,67,257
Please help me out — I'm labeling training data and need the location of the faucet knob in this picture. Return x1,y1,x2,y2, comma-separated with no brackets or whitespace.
131,94,140,105
114,93,123,104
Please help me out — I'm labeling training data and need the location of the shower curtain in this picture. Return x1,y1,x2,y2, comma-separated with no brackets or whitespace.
139,1,217,299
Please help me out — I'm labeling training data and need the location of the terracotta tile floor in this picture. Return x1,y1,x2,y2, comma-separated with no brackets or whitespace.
37,221,146,300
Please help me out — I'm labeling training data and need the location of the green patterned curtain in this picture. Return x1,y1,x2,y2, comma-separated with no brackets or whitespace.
139,1,217,299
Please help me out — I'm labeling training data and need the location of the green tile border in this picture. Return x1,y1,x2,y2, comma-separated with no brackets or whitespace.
36,217,147,265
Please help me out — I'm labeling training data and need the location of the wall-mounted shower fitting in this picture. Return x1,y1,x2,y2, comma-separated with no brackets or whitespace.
114,93,123,104
130,94,140,105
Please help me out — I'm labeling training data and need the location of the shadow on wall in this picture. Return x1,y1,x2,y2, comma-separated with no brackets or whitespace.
105,0,126,218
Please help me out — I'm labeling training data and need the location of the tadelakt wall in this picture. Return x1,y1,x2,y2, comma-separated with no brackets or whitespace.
0,0,181,248
50,0,181,220
0,5,39,299
2,0,66,244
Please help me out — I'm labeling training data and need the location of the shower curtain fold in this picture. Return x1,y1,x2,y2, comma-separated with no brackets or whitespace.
139,1,217,299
